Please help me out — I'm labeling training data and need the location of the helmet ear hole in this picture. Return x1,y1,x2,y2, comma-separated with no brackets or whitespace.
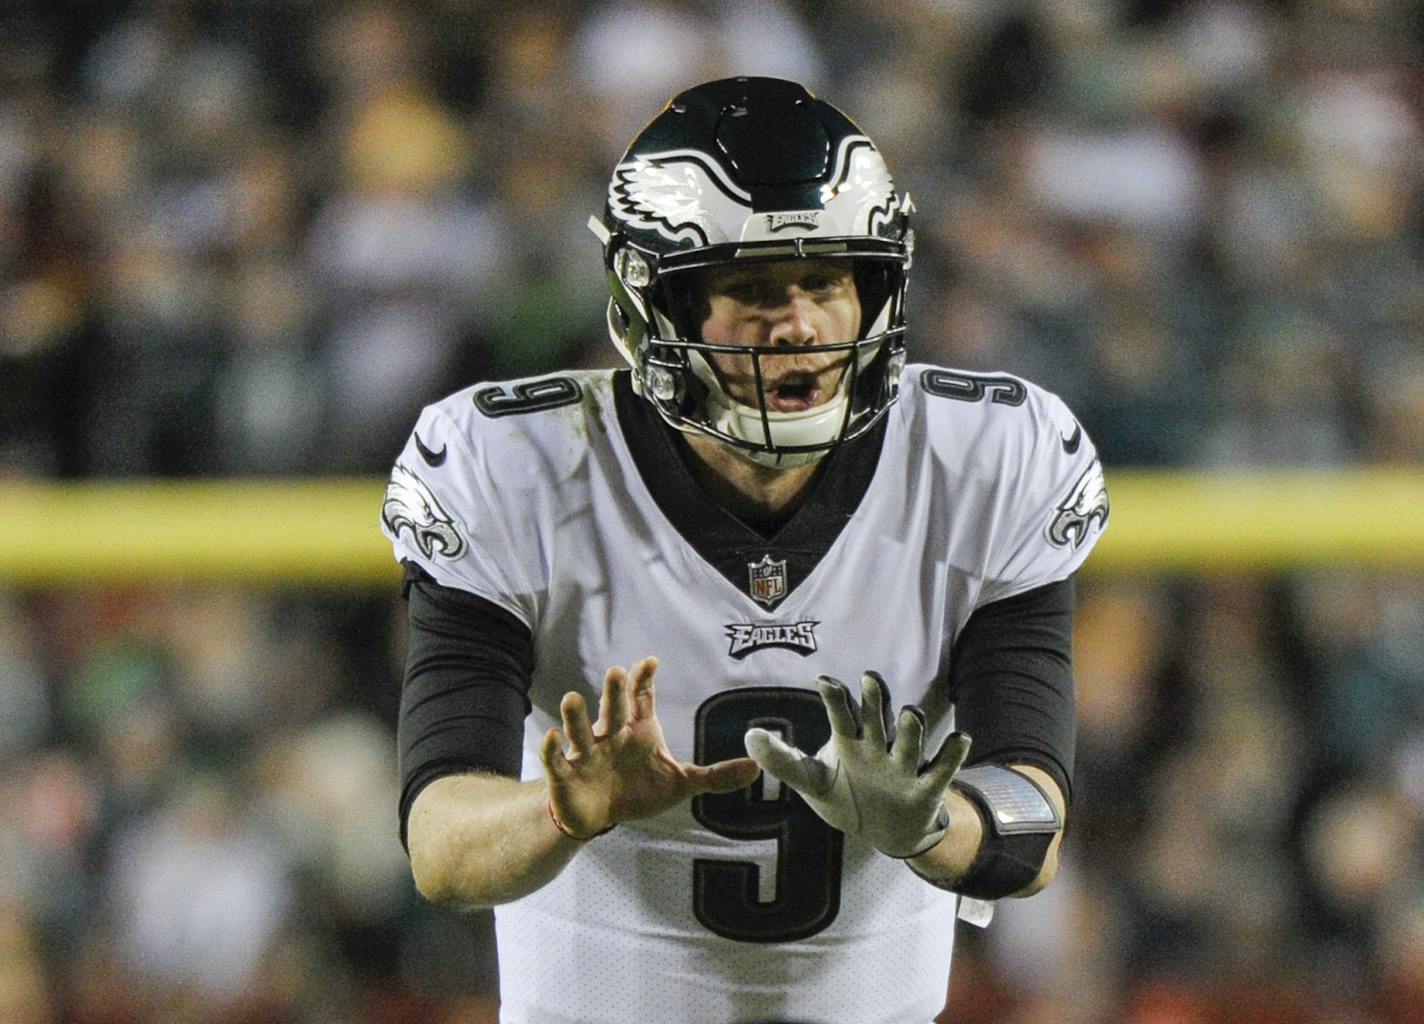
606,295,632,344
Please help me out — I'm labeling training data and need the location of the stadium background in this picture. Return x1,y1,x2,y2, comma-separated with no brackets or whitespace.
1,1,1421,1022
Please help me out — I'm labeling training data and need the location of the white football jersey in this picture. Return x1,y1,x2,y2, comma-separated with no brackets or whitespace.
382,365,1107,1024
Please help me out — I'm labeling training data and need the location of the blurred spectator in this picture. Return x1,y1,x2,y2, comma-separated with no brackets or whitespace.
108,774,291,999
4,0,1423,476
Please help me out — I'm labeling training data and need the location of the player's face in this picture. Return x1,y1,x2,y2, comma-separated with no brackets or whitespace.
697,260,863,413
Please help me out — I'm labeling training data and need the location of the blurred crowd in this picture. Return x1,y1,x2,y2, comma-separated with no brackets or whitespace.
0,1,1421,1022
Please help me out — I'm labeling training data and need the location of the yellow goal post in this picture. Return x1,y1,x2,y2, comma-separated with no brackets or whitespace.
2,470,1423,586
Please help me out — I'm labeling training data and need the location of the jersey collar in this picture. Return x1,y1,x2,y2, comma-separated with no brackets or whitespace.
613,370,887,611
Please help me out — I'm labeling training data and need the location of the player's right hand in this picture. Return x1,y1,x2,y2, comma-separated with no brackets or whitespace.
539,656,760,840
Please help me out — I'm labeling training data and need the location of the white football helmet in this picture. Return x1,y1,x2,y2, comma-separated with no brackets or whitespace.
591,77,914,468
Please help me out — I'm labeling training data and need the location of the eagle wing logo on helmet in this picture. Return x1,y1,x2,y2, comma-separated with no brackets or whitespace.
382,462,466,561
608,149,754,247
1047,459,1109,549
822,136,901,237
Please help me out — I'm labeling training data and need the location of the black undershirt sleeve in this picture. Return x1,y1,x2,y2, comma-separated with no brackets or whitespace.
948,576,1076,808
394,567,1074,846
396,562,534,849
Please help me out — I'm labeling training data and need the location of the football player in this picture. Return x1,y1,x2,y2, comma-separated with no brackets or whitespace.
383,77,1108,1024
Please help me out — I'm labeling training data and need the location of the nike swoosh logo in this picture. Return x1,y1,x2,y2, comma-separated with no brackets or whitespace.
414,432,447,467
1061,424,1082,455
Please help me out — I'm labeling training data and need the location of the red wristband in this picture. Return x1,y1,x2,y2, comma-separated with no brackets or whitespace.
547,799,614,841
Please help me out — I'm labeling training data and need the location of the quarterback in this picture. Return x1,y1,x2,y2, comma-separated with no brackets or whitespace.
382,78,1108,1024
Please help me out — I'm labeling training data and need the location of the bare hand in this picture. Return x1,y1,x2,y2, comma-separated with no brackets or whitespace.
539,657,760,839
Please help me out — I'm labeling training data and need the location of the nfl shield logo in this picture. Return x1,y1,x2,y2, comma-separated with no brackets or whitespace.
748,554,788,608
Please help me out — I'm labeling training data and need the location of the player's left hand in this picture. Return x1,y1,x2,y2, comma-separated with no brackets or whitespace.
744,672,972,858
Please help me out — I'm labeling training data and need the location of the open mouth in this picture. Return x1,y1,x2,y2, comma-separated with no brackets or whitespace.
765,371,822,412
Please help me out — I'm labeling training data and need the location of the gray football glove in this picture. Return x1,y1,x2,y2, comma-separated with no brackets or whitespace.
744,672,973,859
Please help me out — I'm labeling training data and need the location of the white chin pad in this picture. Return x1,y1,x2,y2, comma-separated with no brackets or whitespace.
688,349,874,465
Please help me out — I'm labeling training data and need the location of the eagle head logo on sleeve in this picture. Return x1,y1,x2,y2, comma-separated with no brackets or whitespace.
382,462,466,560
1047,460,1109,549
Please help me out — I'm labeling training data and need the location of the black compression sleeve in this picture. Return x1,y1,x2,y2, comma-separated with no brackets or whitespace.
949,576,1076,807
397,562,534,848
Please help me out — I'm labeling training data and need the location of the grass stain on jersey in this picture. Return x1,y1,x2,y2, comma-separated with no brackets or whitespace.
559,372,612,441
